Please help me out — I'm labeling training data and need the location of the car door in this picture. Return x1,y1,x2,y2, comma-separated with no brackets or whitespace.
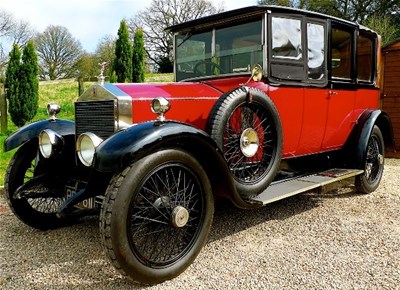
298,20,330,155
267,14,329,156
322,22,357,150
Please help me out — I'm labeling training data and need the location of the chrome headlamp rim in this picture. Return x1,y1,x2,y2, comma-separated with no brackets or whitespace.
76,132,103,167
38,129,64,158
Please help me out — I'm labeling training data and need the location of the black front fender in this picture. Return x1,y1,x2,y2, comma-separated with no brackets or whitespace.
4,119,75,152
94,121,220,172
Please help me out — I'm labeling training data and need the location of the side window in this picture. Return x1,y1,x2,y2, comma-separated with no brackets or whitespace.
269,16,304,81
357,33,374,82
331,26,353,79
268,14,327,86
271,17,302,60
307,22,325,81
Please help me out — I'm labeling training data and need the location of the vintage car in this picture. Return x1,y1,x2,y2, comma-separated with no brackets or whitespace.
3,5,393,284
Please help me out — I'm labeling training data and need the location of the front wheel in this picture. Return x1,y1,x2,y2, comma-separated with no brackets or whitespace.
100,149,214,284
355,125,385,193
4,140,68,229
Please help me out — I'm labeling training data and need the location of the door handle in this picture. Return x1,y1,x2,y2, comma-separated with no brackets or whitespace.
328,90,338,97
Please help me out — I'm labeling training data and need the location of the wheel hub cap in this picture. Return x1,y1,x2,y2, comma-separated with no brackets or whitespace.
171,206,189,228
240,128,259,157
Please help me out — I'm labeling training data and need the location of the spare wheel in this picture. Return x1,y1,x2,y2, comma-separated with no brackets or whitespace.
207,86,282,197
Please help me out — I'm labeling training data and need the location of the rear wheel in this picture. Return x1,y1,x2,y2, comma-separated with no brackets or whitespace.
100,149,214,284
355,125,384,193
207,87,282,196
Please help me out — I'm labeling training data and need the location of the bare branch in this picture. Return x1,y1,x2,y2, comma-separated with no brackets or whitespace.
127,0,224,72
0,9,14,39
35,25,82,80
11,20,35,47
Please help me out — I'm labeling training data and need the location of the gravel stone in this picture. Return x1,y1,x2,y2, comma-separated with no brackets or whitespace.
0,159,399,289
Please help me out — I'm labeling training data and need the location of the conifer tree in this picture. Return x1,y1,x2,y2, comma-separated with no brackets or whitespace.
132,28,145,83
6,41,39,127
109,70,117,83
19,40,39,123
5,44,21,102
113,20,133,83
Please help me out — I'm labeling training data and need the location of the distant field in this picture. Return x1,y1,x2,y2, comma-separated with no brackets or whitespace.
0,74,173,186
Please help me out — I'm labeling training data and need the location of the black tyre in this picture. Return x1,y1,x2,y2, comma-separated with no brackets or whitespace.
4,140,67,230
355,125,385,193
100,149,214,284
207,86,282,196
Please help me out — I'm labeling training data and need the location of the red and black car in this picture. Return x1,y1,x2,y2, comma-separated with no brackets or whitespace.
4,5,393,284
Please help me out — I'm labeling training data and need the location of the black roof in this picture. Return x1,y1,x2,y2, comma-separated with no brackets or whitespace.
167,5,362,34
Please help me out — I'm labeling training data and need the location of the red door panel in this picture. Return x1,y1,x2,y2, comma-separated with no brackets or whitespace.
266,86,303,158
296,88,329,155
322,89,356,149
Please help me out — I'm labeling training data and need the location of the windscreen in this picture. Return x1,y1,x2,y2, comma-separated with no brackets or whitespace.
175,19,263,81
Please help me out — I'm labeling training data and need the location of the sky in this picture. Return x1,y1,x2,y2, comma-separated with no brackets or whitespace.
0,0,259,53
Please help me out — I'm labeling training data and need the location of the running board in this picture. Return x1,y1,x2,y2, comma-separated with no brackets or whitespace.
248,168,364,206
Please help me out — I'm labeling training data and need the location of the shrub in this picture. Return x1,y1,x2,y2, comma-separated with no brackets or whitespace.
132,28,146,83
113,20,133,83
6,41,39,127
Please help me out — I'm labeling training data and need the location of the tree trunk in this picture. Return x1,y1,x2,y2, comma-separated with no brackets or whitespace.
0,84,8,133
78,77,84,96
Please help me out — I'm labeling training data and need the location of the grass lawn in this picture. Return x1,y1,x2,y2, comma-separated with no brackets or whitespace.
0,74,173,186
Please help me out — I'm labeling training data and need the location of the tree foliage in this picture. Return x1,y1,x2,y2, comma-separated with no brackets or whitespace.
365,14,398,46
95,34,116,78
127,0,224,73
35,25,82,80
258,0,400,44
18,40,39,123
113,20,133,83
5,44,21,101
132,28,145,83
76,52,98,80
259,0,400,21
6,41,39,127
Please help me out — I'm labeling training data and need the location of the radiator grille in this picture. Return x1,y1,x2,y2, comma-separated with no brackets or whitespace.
75,100,116,140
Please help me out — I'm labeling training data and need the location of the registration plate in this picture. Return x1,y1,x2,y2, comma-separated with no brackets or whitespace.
65,180,96,209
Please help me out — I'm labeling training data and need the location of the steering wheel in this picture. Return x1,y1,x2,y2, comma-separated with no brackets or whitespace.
193,60,225,75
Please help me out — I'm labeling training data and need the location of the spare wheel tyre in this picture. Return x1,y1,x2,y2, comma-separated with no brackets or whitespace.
207,86,282,197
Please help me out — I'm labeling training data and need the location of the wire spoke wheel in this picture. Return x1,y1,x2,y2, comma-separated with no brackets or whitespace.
20,157,65,214
100,149,213,284
5,140,68,229
223,102,276,183
207,87,282,196
356,125,384,194
128,163,204,266
364,135,383,184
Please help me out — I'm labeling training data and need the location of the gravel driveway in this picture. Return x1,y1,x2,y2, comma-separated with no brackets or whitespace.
1,159,399,290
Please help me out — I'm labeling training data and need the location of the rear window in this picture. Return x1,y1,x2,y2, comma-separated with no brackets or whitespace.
357,33,374,82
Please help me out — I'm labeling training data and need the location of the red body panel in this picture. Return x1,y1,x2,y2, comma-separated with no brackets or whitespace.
114,79,380,159
322,89,356,150
354,88,380,116
116,83,221,130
